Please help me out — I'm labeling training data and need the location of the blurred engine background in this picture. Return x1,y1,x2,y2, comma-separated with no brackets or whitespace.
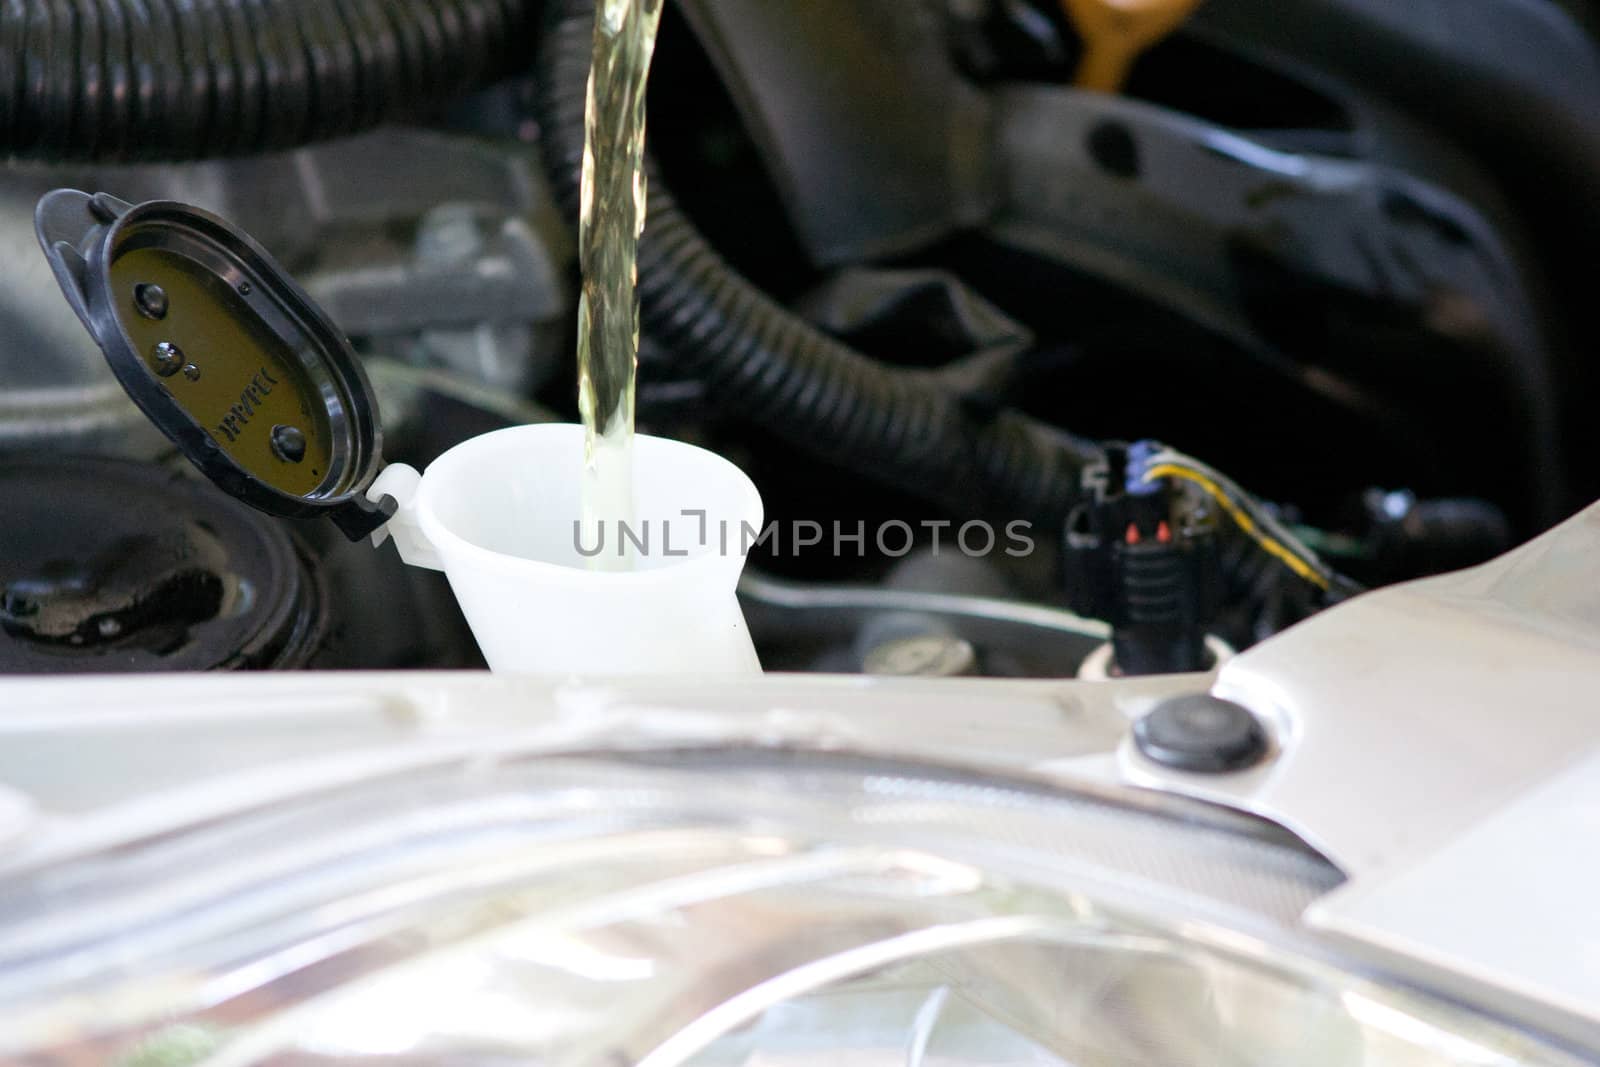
2,0,1597,676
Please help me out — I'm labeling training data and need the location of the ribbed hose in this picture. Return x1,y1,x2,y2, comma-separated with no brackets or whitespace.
0,0,533,160
534,0,1103,527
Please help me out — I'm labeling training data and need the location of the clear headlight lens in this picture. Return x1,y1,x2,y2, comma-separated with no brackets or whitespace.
0,752,1582,1066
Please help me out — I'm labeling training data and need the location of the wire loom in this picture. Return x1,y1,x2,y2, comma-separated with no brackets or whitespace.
0,0,532,160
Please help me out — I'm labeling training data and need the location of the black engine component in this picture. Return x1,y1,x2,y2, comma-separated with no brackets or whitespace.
668,0,993,265
0,0,534,160
1350,489,1513,585
986,85,1562,528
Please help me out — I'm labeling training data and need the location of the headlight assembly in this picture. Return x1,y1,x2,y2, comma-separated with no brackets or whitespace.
0,750,1582,1066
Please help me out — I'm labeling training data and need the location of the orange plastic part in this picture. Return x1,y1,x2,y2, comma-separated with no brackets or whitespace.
1059,0,1205,93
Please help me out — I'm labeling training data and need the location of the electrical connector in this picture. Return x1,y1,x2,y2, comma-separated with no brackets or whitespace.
1063,441,1222,675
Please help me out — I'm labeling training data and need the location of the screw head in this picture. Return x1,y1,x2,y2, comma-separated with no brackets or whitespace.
133,283,169,320
270,424,307,463
151,341,183,377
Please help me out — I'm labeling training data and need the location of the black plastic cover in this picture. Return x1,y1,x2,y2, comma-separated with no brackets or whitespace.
34,190,393,540
672,0,995,265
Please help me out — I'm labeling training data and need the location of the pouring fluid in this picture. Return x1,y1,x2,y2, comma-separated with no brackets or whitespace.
576,0,665,570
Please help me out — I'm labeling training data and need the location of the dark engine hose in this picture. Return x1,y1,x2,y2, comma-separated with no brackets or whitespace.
534,0,1104,528
0,0,533,160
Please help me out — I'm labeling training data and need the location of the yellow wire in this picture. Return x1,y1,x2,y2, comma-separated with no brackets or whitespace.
1141,462,1330,591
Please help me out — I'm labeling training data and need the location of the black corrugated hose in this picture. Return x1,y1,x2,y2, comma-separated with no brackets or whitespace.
534,0,1104,528
0,0,531,160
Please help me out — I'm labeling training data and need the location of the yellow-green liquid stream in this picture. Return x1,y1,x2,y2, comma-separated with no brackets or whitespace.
577,0,664,570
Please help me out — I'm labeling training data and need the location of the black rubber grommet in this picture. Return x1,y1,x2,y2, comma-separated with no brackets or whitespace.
1134,693,1268,773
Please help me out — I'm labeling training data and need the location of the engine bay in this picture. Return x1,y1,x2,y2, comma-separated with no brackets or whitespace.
3,0,1599,678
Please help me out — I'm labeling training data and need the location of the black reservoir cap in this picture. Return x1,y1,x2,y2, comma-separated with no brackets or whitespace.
34,190,393,540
